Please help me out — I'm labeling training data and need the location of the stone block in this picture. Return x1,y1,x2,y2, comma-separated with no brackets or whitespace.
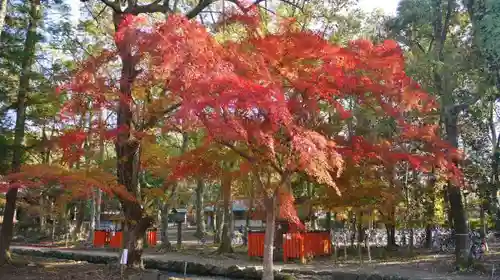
141,270,160,280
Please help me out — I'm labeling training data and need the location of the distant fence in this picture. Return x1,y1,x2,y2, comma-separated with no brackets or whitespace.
248,230,331,262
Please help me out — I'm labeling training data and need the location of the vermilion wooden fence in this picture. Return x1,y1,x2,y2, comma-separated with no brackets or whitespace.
92,229,158,248
248,231,265,257
146,229,157,246
248,230,331,262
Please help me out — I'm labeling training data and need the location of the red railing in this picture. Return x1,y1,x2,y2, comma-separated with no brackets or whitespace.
303,231,331,257
283,232,304,262
109,231,123,248
248,231,265,257
146,229,157,247
93,230,108,247
93,229,158,248
248,230,331,262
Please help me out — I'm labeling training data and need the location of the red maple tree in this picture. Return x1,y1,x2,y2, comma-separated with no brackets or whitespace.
4,1,461,274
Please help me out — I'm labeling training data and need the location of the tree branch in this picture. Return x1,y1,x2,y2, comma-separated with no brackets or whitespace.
100,0,120,12
141,102,181,130
444,91,481,117
218,140,255,163
186,0,215,19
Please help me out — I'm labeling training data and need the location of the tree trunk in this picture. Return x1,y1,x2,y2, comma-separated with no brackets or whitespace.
218,176,233,253
262,196,276,280
246,185,254,229
326,212,332,232
214,202,223,243
39,195,48,235
445,109,470,267
366,213,372,262
112,12,153,266
160,204,172,251
349,211,355,248
448,185,469,266
125,217,153,267
357,210,363,265
176,222,182,250
357,211,364,244
89,191,96,242
480,205,486,239
0,0,7,38
96,190,101,230
425,172,436,249
72,201,85,241
90,110,105,241
0,0,41,265
385,206,397,248
195,178,206,239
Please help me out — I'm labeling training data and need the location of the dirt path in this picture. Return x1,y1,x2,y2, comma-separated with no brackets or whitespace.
11,245,490,280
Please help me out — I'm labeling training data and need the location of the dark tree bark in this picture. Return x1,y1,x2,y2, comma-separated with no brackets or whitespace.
195,178,206,239
0,0,41,265
444,107,470,266
71,201,85,241
425,172,436,249
112,11,153,267
357,211,364,244
214,201,223,244
262,195,276,280
217,176,233,253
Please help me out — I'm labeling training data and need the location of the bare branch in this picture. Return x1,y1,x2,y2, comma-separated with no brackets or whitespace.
141,102,181,130
100,0,120,12
186,0,215,19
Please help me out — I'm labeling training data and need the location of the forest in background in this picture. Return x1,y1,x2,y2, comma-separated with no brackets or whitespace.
0,0,499,279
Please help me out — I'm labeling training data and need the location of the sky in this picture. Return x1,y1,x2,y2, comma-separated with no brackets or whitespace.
69,0,402,23
359,0,400,15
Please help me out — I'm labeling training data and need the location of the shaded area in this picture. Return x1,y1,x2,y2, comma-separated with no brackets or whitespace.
0,254,235,280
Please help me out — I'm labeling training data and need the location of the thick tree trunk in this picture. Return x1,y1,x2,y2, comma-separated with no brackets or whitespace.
125,217,153,267
160,204,172,251
262,196,276,280
386,224,396,248
445,110,470,267
218,176,233,253
113,12,152,267
195,178,206,239
0,0,40,265
448,185,469,266
384,206,397,248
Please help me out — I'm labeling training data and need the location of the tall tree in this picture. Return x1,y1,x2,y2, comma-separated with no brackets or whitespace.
0,0,42,265
464,0,500,230
387,0,486,265
68,0,305,266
